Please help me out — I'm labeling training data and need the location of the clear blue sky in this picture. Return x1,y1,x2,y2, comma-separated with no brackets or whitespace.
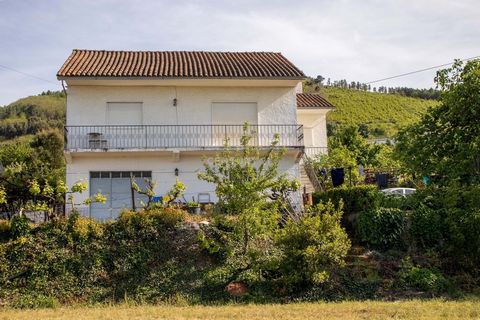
1,0,479,105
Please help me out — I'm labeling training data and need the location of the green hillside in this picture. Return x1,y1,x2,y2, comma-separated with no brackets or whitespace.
306,86,439,138
0,91,66,142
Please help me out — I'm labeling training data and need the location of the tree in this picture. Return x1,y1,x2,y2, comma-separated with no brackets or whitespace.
358,123,370,138
198,124,300,217
395,59,480,184
314,75,325,85
0,129,65,217
329,125,381,167
198,124,299,283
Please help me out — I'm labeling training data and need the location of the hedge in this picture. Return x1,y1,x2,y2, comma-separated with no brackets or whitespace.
312,185,380,215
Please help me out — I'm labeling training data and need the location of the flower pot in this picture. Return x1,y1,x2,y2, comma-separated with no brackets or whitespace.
187,206,201,214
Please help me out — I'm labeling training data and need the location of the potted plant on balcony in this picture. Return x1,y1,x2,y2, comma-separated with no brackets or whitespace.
186,201,201,214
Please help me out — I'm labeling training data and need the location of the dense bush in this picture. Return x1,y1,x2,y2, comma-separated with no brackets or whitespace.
0,215,106,303
0,208,217,306
10,214,31,239
277,201,351,285
355,207,407,250
409,186,480,271
409,204,444,250
313,185,380,216
0,219,11,241
397,258,448,293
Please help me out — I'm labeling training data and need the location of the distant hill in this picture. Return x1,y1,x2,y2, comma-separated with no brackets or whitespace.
304,86,439,138
0,91,66,142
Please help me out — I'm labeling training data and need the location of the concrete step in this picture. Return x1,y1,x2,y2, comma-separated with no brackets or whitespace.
299,163,315,194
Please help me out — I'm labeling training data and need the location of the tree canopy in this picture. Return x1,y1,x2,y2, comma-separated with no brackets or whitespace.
395,59,480,184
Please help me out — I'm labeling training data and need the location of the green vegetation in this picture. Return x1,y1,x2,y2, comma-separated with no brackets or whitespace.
303,85,438,138
0,91,65,141
355,207,407,250
396,59,480,184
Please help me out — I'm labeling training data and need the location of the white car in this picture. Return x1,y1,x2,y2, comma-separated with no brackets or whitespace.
380,187,416,197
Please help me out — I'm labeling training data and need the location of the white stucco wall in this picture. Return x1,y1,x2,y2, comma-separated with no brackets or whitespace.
67,151,300,217
65,81,304,216
67,85,297,126
297,109,330,148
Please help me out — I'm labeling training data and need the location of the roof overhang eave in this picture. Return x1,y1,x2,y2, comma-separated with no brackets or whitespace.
56,75,306,81
297,106,335,110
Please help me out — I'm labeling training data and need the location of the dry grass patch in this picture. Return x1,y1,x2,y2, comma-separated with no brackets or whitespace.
1,300,479,320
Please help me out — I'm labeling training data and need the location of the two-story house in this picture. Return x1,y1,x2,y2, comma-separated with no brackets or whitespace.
58,50,334,220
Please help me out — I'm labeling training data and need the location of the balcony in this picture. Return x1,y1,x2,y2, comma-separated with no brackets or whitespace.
64,124,304,151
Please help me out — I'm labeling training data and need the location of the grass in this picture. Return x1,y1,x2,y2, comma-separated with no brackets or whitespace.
1,300,479,320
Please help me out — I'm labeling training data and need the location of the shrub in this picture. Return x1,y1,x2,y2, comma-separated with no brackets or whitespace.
202,208,283,286
11,294,59,309
277,201,351,284
0,219,11,241
313,185,380,215
355,207,406,250
118,207,187,228
10,214,31,239
398,258,448,293
313,185,381,237
410,204,444,250
409,186,480,270
152,207,187,227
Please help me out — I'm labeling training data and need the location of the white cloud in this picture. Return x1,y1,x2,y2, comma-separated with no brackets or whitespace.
0,0,479,104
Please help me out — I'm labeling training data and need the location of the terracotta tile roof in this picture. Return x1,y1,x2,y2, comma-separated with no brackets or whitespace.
296,93,335,109
57,49,305,79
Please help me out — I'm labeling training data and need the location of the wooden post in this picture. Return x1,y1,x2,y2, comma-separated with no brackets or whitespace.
307,193,313,206
130,175,136,211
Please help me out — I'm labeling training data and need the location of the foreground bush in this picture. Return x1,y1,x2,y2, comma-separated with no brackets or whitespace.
0,208,215,305
397,258,449,293
409,186,480,272
278,201,351,285
355,207,406,250
313,185,380,216
0,214,105,302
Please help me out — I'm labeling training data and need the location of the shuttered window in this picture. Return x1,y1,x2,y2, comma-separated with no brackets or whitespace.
107,102,143,125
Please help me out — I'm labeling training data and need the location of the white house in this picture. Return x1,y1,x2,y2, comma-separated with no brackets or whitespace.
57,50,334,219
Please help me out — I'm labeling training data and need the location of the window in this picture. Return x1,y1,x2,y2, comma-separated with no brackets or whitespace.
107,102,143,125
211,102,257,125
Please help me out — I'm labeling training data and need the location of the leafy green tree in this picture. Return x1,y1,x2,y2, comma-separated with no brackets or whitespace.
395,59,480,184
198,124,299,216
198,124,299,284
358,123,369,138
0,130,65,217
313,145,360,187
329,125,381,167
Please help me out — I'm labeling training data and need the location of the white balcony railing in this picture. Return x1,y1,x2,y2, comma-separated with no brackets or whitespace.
304,147,328,159
64,124,304,150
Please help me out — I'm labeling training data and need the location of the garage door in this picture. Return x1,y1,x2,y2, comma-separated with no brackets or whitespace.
90,171,151,220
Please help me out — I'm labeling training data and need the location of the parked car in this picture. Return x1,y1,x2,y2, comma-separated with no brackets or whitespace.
380,187,416,197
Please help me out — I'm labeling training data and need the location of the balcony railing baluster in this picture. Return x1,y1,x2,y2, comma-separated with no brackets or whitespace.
64,124,304,150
